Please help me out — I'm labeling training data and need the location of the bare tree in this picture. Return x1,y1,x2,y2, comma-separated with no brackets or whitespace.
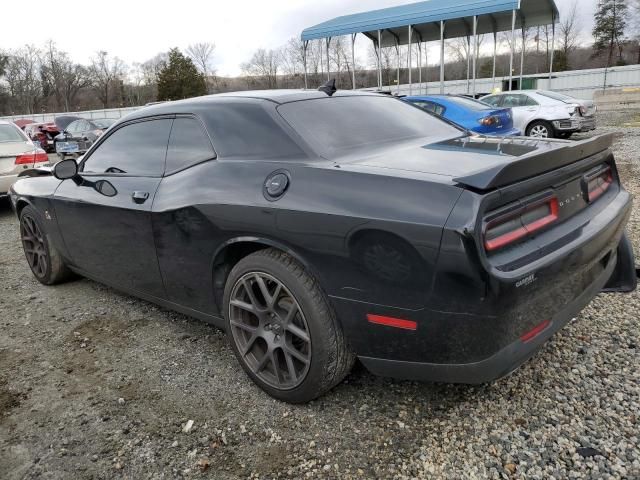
89,51,126,108
185,42,216,91
555,1,582,70
4,45,42,114
41,41,92,111
241,48,280,89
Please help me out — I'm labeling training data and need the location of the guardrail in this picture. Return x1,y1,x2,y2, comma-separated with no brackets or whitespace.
0,106,142,124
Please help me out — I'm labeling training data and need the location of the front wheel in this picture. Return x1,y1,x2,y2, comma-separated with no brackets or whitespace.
223,248,354,403
526,120,555,139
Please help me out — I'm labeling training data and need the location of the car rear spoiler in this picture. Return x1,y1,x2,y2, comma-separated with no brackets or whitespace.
453,134,614,190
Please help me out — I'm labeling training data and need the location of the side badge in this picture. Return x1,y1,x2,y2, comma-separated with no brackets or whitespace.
263,170,290,201
44,210,52,221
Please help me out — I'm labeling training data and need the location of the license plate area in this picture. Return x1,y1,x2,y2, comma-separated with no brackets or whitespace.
56,142,79,153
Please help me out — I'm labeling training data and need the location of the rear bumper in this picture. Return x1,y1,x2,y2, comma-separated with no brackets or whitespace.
359,248,618,384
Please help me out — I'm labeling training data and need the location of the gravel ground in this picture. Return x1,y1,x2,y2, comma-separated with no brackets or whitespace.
1,110,639,480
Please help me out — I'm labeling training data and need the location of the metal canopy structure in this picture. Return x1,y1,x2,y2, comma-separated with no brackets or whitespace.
300,0,559,95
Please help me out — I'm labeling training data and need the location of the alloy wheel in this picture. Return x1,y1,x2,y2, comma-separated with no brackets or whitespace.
229,272,311,390
20,214,48,279
529,125,550,138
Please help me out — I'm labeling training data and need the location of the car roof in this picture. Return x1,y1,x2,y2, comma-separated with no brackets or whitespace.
124,89,385,121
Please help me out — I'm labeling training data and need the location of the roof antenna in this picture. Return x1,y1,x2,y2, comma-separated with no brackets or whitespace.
318,79,337,96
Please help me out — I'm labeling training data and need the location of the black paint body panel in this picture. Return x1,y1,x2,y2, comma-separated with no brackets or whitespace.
9,90,636,384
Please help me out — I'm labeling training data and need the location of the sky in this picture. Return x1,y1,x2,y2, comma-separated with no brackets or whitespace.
1,0,598,77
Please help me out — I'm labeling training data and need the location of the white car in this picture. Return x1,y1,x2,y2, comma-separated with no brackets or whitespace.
0,120,50,197
480,90,592,139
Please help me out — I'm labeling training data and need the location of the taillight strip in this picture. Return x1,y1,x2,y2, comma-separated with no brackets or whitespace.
484,197,559,252
587,169,613,202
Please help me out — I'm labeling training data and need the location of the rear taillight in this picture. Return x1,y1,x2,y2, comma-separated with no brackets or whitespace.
586,167,613,202
479,115,500,126
15,151,48,165
484,197,559,252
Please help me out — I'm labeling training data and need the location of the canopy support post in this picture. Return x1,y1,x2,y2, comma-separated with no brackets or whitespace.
418,41,422,95
492,31,497,91
424,41,428,94
395,38,400,94
325,37,331,81
466,34,471,94
377,30,382,89
303,40,309,89
440,20,445,94
351,33,357,89
509,9,516,91
549,14,555,89
520,22,526,89
472,15,478,97
408,25,413,95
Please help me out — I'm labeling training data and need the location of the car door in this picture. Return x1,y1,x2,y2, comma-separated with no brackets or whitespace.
53,117,173,298
500,94,539,132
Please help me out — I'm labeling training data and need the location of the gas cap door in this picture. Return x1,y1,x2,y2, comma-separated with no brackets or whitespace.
263,170,290,200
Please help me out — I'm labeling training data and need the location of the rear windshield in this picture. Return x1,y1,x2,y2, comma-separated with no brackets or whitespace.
446,96,493,111
93,118,116,128
0,124,28,143
277,96,461,158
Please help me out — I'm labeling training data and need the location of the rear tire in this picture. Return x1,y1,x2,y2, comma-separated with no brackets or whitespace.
526,120,555,139
223,248,355,403
20,206,73,285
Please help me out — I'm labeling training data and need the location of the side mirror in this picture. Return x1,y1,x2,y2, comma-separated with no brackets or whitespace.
53,158,79,180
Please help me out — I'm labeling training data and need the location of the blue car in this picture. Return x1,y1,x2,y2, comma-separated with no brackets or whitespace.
402,95,521,136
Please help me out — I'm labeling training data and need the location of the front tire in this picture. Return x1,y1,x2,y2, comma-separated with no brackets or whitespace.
20,206,73,285
223,248,354,403
526,120,555,139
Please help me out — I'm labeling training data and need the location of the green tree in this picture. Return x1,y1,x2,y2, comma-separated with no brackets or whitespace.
592,0,628,65
157,48,207,101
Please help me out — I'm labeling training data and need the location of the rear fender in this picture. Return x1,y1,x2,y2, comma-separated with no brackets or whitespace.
602,232,638,293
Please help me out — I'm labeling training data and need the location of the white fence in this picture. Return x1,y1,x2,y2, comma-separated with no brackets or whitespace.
0,106,141,124
374,64,640,100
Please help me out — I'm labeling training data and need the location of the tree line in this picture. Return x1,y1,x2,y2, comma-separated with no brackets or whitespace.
0,0,639,117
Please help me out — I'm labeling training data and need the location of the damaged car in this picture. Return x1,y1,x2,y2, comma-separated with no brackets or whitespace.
9,89,637,403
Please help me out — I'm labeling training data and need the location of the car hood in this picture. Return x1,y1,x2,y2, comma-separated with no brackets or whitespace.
54,115,82,131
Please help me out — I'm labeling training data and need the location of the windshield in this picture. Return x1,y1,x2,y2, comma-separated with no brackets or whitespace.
93,118,116,129
0,124,28,143
536,91,576,103
277,96,461,158
446,96,493,111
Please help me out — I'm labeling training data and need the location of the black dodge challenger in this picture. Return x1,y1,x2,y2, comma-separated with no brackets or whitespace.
9,90,637,403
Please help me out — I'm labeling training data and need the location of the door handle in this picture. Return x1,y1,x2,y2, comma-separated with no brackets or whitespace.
132,191,150,204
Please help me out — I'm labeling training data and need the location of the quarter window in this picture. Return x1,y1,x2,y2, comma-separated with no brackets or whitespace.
82,119,172,176
165,117,215,173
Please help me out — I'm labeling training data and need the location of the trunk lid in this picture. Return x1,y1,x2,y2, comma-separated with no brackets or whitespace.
0,141,37,174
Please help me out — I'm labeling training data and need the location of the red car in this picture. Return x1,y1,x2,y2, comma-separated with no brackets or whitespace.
24,122,60,153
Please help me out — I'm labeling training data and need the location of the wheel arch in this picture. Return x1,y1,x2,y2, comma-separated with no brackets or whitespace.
211,236,323,314
525,118,553,135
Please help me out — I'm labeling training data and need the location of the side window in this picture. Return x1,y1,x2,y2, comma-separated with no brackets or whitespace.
82,119,172,176
502,94,526,108
165,117,215,174
523,95,539,106
482,96,502,107
412,101,445,116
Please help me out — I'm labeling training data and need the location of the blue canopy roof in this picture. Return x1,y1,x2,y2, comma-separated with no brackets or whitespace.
301,0,559,46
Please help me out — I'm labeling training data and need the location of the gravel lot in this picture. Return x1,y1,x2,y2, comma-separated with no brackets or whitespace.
1,110,639,480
